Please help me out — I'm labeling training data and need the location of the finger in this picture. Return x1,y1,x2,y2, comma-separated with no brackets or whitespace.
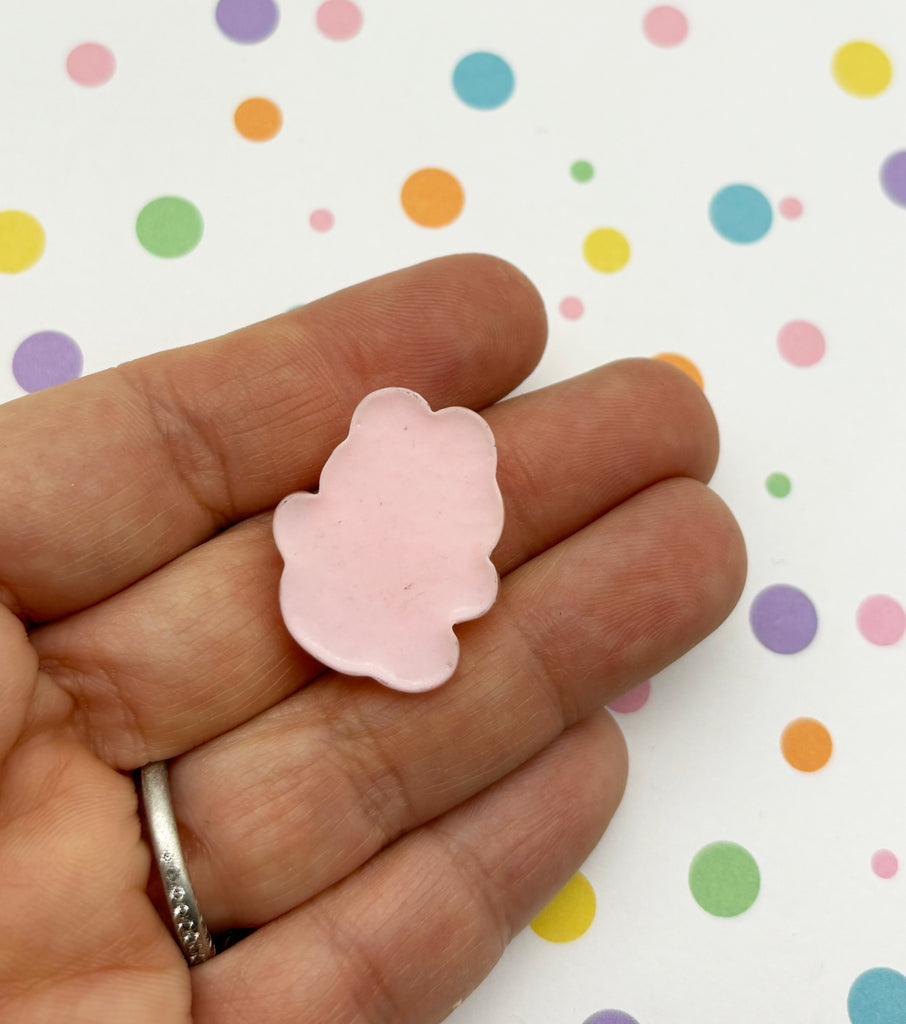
0,254,546,623
191,712,627,1024
489,356,718,573
34,361,721,768
170,477,744,930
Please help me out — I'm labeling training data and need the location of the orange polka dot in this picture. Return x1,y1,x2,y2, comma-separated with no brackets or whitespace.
653,352,704,390
234,97,282,141
781,717,833,772
401,168,464,228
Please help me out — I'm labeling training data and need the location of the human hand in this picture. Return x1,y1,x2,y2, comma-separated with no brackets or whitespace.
0,255,745,1023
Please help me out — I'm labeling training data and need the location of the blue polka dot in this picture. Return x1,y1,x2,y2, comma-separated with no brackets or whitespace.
709,184,773,244
848,967,906,1024
452,52,514,110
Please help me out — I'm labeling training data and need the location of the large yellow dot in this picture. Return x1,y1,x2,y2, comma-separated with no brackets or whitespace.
0,210,45,273
530,871,596,943
832,41,893,98
654,351,704,389
400,168,465,228
583,227,630,273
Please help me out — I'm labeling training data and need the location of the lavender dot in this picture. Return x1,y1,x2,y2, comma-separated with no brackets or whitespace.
880,150,906,208
582,1013,640,1024
750,584,818,654
215,0,279,43
13,331,83,392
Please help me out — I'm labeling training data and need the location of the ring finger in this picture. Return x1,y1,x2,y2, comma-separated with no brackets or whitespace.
172,474,745,931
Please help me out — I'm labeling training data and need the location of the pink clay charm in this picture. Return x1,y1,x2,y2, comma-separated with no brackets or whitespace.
273,388,504,692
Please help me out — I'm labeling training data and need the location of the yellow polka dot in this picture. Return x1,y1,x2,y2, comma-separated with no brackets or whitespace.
530,872,596,943
583,227,630,273
781,717,833,772
400,168,464,228
654,352,704,390
832,41,893,98
234,97,283,141
0,210,45,273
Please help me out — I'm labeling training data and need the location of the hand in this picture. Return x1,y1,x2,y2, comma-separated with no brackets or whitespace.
0,255,745,1023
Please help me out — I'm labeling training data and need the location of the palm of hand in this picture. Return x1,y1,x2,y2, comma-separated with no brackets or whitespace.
0,256,744,1024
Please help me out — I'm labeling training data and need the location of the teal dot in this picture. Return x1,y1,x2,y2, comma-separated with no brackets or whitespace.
571,160,594,183
452,52,514,110
848,968,906,1024
766,472,791,497
136,196,203,258
709,184,773,244
689,840,760,917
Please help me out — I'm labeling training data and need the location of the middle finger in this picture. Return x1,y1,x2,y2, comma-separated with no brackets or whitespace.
34,359,718,768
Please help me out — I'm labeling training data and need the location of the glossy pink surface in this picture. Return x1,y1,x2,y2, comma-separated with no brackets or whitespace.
274,388,503,691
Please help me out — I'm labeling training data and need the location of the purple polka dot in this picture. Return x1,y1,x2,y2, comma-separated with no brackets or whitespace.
880,151,906,208
215,0,279,43
750,584,818,654
582,1012,640,1024
13,331,83,392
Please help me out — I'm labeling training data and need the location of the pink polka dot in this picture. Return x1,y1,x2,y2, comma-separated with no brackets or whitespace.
608,680,651,714
871,849,899,879
316,0,362,40
66,42,116,87
643,6,689,47
559,296,584,320
777,320,825,367
779,197,803,219
857,595,905,646
309,209,335,232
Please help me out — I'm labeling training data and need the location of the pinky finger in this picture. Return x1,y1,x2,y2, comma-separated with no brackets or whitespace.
192,711,628,1024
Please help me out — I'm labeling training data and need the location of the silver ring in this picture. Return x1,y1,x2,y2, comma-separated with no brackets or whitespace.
140,761,216,966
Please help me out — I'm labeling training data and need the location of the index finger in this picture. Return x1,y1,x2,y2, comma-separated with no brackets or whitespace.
0,255,546,623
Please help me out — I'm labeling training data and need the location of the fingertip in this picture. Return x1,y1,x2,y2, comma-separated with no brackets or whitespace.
612,357,721,483
425,253,549,387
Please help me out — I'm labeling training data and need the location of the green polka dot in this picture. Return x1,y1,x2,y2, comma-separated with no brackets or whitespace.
570,160,594,183
766,472,791,498
689,841,760,917
136,196,203,258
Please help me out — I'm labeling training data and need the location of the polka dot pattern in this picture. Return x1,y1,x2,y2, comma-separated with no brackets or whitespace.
530,872,596,942
216,0,279,43
777,320,825,367
136,197,203,258
400,168,465,227
234,97,282,141
583,228,630,273
13,331,83,392
453,52,515,110
0,210,45,273
832,41,893,98
316,1,363,42
66,43,116,86
750,584,818,654
709,184,773,243
643,6,688,48
689,841,760,917
781,717,833,772
4,12,905,1024
856,596,905,646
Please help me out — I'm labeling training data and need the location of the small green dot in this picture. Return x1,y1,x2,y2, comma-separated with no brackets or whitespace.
570,159,594,183
689,840,760,917
766,472,792,498
136,196,203,258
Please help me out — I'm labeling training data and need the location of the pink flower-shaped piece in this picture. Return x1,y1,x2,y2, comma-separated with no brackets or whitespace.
273,388,504,691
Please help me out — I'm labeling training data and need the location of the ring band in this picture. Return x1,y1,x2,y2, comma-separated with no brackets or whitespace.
140,761,216,966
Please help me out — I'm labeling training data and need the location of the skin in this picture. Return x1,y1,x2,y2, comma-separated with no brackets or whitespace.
0,254,746,1023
